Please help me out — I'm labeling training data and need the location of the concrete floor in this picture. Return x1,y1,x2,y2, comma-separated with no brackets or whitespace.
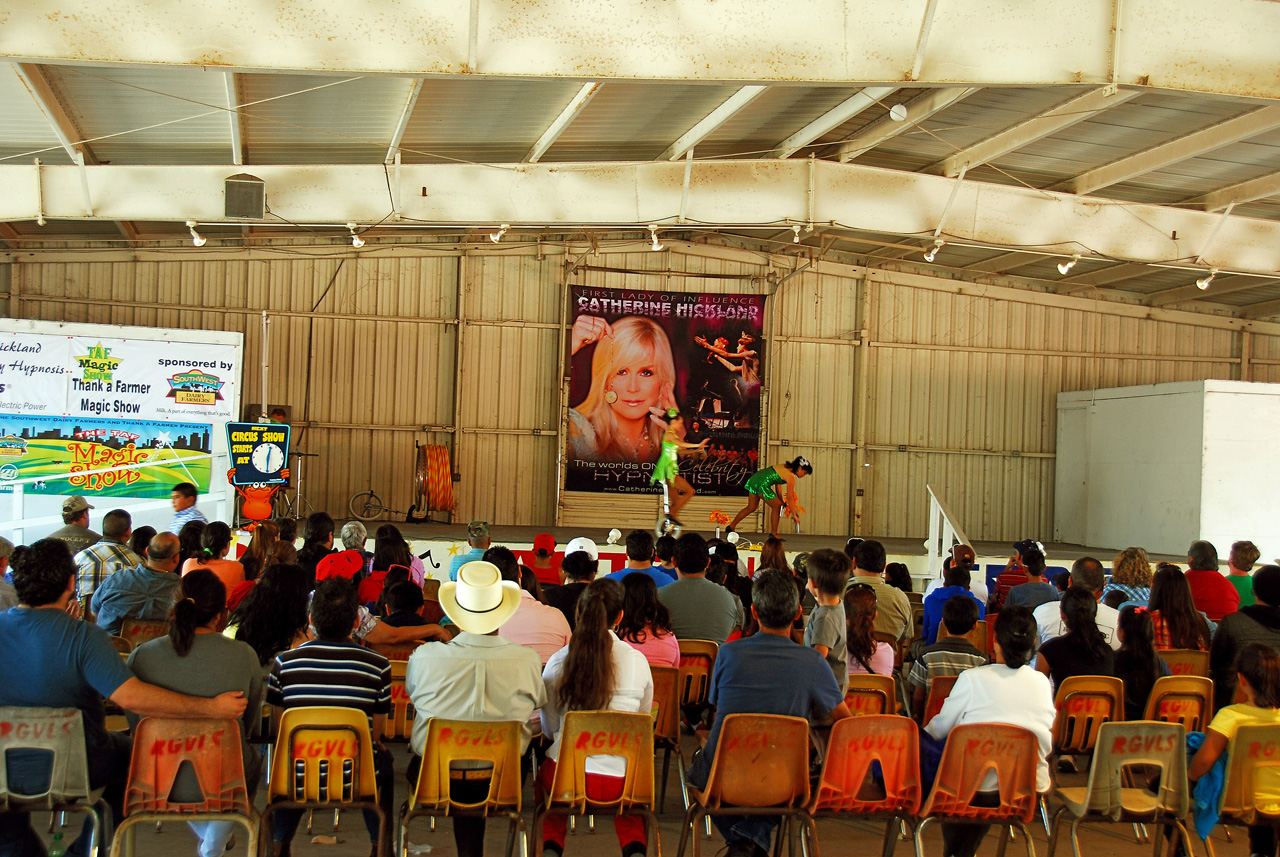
32,734,1243,857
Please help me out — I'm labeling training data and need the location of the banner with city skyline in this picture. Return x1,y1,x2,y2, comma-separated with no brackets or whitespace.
0,413,212,497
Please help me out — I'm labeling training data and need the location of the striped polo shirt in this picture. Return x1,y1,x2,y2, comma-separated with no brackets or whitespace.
267,640,392,722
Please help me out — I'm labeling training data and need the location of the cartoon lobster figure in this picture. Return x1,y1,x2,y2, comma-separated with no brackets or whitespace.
227,467,288,530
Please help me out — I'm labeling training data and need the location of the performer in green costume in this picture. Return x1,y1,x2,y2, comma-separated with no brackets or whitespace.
650,410,706,525
730,456,813,538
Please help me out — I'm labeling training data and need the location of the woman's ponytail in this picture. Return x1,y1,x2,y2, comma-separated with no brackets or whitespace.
168,569,226,656
556,579,623,712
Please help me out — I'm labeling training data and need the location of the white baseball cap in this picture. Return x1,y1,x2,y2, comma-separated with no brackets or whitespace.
564,536,599,560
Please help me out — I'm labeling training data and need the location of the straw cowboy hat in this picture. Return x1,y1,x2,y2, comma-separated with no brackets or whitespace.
438,560,522,634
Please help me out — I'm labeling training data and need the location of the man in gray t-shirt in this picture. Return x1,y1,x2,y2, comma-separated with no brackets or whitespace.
659,533,744,645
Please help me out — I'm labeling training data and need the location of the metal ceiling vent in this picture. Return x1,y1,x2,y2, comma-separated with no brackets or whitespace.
225,173,265,219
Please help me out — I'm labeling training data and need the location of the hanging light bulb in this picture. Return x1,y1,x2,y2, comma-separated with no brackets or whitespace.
488,224,509,243
1196,268,1218,290
649,224,663,252
347,222,365,248
185,220,206,247
923,238,944,263
1057,254,1080,275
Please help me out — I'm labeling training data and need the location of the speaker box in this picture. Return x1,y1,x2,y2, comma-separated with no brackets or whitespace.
225,173,265,220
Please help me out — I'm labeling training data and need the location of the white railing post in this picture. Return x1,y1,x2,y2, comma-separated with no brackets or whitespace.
924,482,972,582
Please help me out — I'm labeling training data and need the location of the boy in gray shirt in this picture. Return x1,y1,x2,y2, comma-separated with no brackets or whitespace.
803,548,851,694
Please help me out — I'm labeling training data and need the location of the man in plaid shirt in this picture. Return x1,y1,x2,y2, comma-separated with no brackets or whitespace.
74,509,141,599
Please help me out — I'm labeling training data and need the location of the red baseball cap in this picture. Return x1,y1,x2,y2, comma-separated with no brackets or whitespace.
316,549,364,581
533,533,556,555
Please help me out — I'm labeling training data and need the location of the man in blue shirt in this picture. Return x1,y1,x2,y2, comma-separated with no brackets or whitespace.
0,538,248,857
688,570,850,857
448,521,491,581
603,530,674,588
91,532,181,635
922,563,986,645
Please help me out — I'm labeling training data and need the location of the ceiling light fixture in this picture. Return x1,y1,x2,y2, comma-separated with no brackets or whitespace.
1057,254,1080,275
649,224,664,252
923,238,944,263
185,220,206,247
1196,268,1218,291
488,224,509,243
347,222,365,248
792,225,802,244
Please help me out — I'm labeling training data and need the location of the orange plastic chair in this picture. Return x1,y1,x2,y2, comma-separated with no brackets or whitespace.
401,719,525,857
676,713,813,857
922,675,958,727
532,711,658,857
108,717,257,857
381,661,416,743
119,618,168,647
969,620,989,655
651,665,689,813
914,723,1041,857
0,707,108,856
1052,675,1124,757
1144,676,1213,733
369,640,423,661
1200,724,1280,857
109,635,133,654
1157,648,1210,678
422,578,441,603
1047,721,1192,857
845,674,896,717
263,706,388,857
808,715,922,857
677,640,719,707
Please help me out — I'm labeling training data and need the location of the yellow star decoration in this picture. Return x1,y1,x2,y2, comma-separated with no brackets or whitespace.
445,543,464,556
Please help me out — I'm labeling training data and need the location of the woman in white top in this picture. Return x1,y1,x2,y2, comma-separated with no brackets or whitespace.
925,604,1057,857
540,579,653,857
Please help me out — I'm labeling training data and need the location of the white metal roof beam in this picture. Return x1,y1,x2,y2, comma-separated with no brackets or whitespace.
834,88,978,163
11,63,94,164
4,0,1279,100
659,86,768,161
385,77,424,164
224,72,244,166
927,87,1142,177
4,159,1280,277
768,86,896,159
1056,262,1153,294
1148,275,1274,307
524,82,602,164
1055,104,1280,196
964,251,1043,274
1185,170,1280,213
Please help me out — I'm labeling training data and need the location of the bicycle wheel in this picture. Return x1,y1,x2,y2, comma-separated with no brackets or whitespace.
348,489,385,521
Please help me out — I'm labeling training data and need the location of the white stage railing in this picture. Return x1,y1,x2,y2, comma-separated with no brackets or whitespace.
924,482,972,582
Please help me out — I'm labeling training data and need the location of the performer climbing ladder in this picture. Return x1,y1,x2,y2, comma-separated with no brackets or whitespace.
650,409,707,532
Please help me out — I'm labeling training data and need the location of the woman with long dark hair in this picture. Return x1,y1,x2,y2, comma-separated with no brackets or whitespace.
728,456,812,538
177,519,206,567
844,584,894,676
758,536,790,574
1035,587,1115,688
1112,606,1170,719
296,511,335,588
539,579,653,857
240,520,278,582
369,523,426,586
1148,564,1213,651
884,562,913,594
180,520,245,592
228,563,312,668
617,573,679,667
127,570,262,857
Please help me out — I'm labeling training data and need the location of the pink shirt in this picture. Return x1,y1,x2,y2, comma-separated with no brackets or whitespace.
498,591,572,664
622,627,680,668
180,558,245,594
848,641,895,677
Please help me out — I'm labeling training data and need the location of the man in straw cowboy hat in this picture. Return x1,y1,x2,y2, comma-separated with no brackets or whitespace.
404,561,547,857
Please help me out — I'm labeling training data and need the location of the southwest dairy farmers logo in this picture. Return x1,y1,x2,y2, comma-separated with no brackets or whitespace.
75,343,122,382
0,435,27,458
166,370,225,406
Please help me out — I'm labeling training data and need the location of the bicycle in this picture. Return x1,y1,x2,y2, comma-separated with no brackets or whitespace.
348,441,452,523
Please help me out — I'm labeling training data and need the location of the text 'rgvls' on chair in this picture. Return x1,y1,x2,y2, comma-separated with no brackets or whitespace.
0,707,109,857
677,713,814,857
1044,675,1124,834
807,715,922,857
845,674,896,717
109,717,258,857
400,719,526,857
1046,721,1194,857
913,723,1041,857
1144,676,1213,735
532,711,660,857
261,706,389,857
1197,723,1280,857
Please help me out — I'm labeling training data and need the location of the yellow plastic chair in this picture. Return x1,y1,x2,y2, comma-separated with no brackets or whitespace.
1156,648,1210,678
369,640,423,662
401,719,525,857
1144,676,1213,734
676,713,813,857
650,665,689,814
532,711,659,857
969,619,988,655
0,707,109,857
381,661,416,743
109,717,258,857
1199,724,1280,857
1048,720,1193,857
119,618,168,648
263,706,388,857
677,640,719,708
1042,675,1124,834
845,674,896,717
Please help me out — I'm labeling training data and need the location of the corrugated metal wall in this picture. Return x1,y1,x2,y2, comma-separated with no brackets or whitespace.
8,245,1280,541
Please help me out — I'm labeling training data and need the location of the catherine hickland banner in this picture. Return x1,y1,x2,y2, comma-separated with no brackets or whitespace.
566,285,765,496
